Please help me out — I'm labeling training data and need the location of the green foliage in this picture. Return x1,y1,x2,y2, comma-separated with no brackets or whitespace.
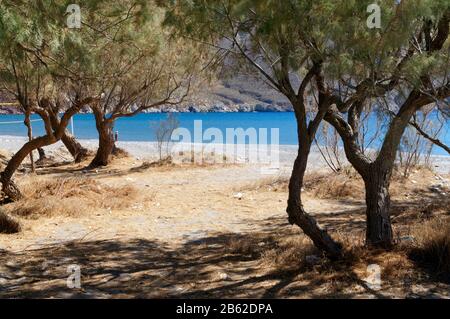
164,0,450,92
0,0,202,113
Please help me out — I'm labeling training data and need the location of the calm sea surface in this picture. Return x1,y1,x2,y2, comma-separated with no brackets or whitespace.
0,112,448,155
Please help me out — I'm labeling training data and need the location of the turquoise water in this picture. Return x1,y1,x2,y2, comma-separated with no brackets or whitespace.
0,112,449,155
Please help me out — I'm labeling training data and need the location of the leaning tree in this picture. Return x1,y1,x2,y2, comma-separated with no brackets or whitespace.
0,1,90,163
164,0,350,258
0,0,106,199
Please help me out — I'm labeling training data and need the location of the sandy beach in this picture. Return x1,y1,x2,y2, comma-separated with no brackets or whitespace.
0,133,449,298
1,135,449,174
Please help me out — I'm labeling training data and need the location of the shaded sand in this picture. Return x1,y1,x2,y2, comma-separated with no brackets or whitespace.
0,151,449,298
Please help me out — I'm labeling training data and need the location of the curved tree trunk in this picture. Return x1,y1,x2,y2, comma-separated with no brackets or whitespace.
287,146,343,259
90,120,116,168
1,97,94,201
1,136,54,200
287,99,343,259
61,133,89,163
48,112,89,163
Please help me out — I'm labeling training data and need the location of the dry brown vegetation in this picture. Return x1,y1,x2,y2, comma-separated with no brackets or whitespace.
409,218,450,276
3,177,143,219
0,149,10,171
111,147,130,160
0,149,448,298
228,165,450,294
237,165,446,202
0,209,20,234
221,214,449,296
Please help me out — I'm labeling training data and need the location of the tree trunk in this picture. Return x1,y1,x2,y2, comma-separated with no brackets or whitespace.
363,169,394,247
286,146,342,259
61,132,89,163
1,136,53,200
90,121,116,168
24,111,35,173
48,112,89,163
37,148,47,161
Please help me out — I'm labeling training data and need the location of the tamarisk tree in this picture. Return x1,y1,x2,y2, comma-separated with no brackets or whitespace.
0,0,103,199
164,0,347,258
319,0,450,246
56,2,202,168
0,1,90,163
166,0,450,256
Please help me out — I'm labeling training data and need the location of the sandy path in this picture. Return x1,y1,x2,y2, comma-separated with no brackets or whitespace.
1,140,448,298
0,163,328,251
0,161,373,299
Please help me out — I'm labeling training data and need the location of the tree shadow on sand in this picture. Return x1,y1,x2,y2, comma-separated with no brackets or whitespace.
0,215,447,299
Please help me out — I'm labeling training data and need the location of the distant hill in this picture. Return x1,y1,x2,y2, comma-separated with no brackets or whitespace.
150,74,294,113
0,91,19,114
0,75,295,114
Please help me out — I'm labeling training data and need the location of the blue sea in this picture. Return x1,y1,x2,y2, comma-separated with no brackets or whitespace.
0,112,449,155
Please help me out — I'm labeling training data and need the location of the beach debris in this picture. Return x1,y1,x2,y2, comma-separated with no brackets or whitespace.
217,272,230,281
233,192,244,200
131,203,143,210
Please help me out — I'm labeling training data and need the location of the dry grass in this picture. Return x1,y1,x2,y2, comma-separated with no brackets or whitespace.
0,148,10,170
4,177,143,218
111,147,130,159
408,217,450,276
251,230,418,286
391,197,450,226
132,153,238,173
260,235,318,273
0,209,21,234
303,170,364,200
238,166,444,203
234,175,289,193
235,166,366,199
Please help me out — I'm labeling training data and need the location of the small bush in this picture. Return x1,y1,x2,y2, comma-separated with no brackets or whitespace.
303,171,364,200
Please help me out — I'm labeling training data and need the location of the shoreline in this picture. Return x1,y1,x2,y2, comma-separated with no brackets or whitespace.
1,134,449,174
